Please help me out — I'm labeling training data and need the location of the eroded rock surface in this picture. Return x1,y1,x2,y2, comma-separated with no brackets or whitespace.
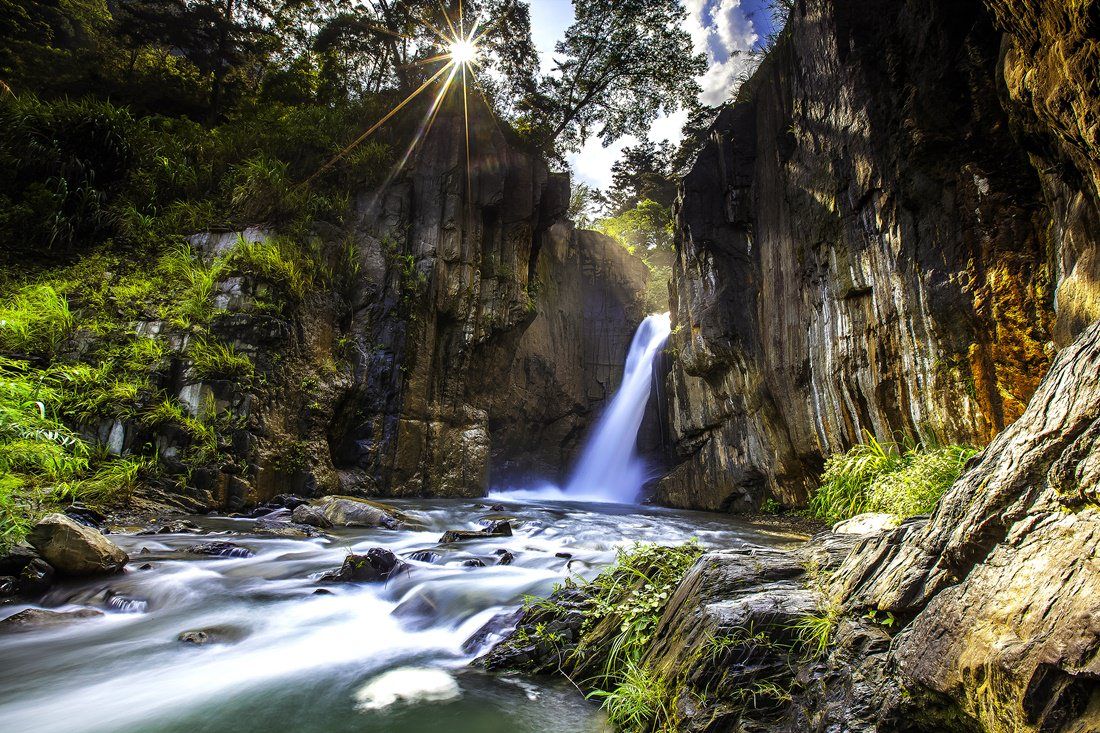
659,0,1100,511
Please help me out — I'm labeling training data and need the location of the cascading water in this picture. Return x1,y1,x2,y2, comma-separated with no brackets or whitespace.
489,312,671,504
563,312,671,503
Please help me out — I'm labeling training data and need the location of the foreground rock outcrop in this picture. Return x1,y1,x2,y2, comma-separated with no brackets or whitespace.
487,321,1100,732
659,0,1100,511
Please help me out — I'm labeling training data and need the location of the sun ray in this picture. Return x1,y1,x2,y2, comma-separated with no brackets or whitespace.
300,63,452,187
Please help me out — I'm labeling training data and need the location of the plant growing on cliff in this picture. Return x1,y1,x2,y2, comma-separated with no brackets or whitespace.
0,285,75,355
810,435,978,522
188,338,254,382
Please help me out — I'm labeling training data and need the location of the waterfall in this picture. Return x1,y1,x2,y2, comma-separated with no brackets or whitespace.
563,312,671,503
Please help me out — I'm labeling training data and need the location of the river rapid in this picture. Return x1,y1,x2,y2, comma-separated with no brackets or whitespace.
0,498,803,733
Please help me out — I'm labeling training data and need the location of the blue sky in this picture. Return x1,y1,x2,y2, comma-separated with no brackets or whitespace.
526,0,777,188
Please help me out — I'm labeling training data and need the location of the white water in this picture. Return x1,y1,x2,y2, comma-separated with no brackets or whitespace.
0,500,798,733
491,313,672,505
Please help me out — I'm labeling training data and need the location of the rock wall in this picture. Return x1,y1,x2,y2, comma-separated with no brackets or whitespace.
659,0,1100,512
485,322,1100,733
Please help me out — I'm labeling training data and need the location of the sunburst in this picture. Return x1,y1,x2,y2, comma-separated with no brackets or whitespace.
303,2,487,191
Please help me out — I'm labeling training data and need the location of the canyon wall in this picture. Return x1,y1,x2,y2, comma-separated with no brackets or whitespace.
139,98,648,510
659,0,1100,511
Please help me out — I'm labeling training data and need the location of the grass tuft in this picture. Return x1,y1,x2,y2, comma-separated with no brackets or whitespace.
810,434,977,522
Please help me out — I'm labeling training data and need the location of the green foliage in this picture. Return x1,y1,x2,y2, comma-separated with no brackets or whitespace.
539,0,706,151
792,601,842,659
187,338,254,382
227,235,316,300
809,434,978,522
0,284,74,354
158,245,227,327
597,199,674,255
587,657,672,733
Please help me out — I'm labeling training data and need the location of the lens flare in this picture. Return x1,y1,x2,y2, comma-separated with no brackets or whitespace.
448,38,478,65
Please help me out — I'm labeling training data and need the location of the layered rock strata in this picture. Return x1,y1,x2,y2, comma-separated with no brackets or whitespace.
660,0,1100,511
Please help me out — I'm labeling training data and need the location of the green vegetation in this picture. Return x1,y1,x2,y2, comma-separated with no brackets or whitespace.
569,541,702,731
187,339,254,382
809,434,978,522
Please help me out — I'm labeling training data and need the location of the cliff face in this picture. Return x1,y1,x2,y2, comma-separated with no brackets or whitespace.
660,0,1100,511
139,99,649,510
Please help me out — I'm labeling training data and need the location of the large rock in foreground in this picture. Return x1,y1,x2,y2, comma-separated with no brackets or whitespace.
27,514,128,576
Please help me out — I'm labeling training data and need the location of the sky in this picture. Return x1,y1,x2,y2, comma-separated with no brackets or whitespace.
526,0,778,189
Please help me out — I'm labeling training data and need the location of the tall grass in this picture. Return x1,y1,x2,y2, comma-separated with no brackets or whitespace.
810,434,977,522
587,657,672,732
158,244,226,326
0,284,74,354
228,235,316,299
188,338,254,381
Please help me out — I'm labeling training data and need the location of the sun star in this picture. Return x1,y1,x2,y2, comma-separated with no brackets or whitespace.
448,38,478,65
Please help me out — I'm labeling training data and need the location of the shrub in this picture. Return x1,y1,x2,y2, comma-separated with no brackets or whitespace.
810,435,977,522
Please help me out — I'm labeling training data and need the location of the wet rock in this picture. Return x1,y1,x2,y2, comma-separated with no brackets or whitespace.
27,514,128,576
186,542,254,558
831,512,899,536
495,550,514,566
0,576,15,599
461,559,485,568
0,542,39,575
252,519,325,538
64,504,106,529
439,521,512,543
138,563,154,571
137,520,202,536
320,548,406,583
312,588,334,596
16,559,55,595
0,608,103,633
296,496,403,529
554,552,572,559
177,625,249,645
290,504,333,529
406,550,440,564
490,504,506,511
104,590,148,613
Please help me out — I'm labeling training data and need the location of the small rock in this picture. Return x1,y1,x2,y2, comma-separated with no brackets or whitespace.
64,504,106,528
186,542,254,558
496,551,515,566
462,559,485,567
177,624,249,645
312,588,334,596
139,563,154,570
268,494,308,511
555,552,572,559
0,608,103,633
137,520,201,536
27,514,128,576
407,550,440,563
439,521,512,543
0,543,41,575
0,576,15,598
320,548,406,583
490,504,506,511
253,519,325,538
16,558,55,595
104,590,148,613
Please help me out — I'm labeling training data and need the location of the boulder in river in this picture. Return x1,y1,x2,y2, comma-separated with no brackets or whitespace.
16,558,55,595
0,608,103,633
186,542,254,558
295,496,405,529
439,521,512,543
320,548,406,583
27,514,128,576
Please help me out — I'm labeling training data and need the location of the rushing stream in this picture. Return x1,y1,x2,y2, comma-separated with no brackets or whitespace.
0,315,806,732
0,500,804,732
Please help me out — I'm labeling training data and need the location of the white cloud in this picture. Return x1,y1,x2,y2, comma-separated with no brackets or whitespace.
567,134,638,190
698,51,758,106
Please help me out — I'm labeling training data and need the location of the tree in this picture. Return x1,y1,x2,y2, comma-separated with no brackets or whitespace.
603,139,676,215
597,198,673,256
568,181,599,229
538,0,705,152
